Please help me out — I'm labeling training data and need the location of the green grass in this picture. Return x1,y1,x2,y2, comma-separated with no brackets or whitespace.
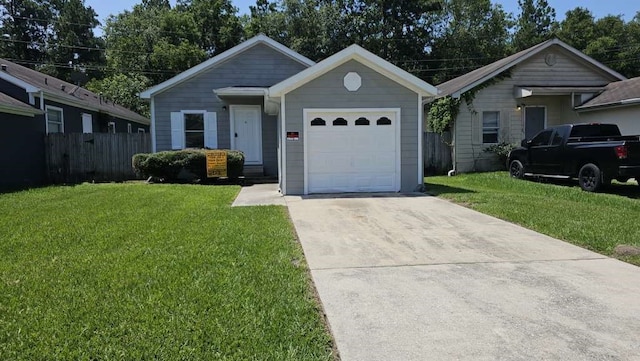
425,172,640,266
0,183,334,360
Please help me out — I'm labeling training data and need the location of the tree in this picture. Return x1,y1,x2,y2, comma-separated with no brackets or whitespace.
512,0,556,51
555,7,595,51
428,0,511,83
86,73,152,117
176,0,244,56
46,0,104,83
103,3,206,84
0,0,53,62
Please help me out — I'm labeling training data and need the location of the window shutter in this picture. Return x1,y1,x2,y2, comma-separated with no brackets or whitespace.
170,112,184,149
204,112,218,149
472,112,482,145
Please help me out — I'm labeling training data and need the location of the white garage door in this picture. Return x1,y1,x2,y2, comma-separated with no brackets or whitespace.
305,109,400,193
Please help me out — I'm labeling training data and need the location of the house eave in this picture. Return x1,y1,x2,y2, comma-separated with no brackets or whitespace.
0,105,42,116
44,93,150,125
576,98,640,112
140,34,316,99
269,45,438,98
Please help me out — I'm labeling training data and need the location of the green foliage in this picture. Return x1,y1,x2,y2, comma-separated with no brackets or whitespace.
0,0,104,84
86,73,152,117
512,0,556,51
429,0,511,83
133,149,245,181
425,172,640,266
483,142,518,169
427,96,460,135
0,183,334,359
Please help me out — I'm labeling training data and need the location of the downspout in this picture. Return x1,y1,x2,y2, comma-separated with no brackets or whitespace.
448,124,456,176
40,91,44,110
448,95,459,177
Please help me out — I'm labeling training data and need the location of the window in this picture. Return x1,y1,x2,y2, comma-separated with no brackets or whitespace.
127,123,132,133
355,117,370,126
107,122,116,134
138,128,145,133
311,117,326,126
184,113,205,148
530,130,553,147
46,106,64,133
333,117,348,126
551,130,564,146
377,117,392,125
482,111,499,144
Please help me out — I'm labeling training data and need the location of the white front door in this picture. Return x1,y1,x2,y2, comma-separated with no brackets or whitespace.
230,105,262,165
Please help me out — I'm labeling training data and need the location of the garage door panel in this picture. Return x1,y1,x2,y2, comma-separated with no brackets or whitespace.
306,110,399,194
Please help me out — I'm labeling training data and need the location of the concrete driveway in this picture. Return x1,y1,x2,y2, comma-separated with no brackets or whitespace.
285,194,640,361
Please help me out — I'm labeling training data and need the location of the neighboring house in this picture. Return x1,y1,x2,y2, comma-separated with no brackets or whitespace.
429,38,626,173
0,59,150,189
141,34,437,195
575,77,640,135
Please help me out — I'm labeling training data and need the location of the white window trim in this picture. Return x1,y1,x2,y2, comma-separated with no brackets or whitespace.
45,105,64,134
302,107,402,195
108,121,116,134
138,128,145,133
482,111,500,144
127,123,132,133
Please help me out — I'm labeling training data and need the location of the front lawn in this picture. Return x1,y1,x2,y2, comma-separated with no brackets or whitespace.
0,184,334,360
425,172,640,266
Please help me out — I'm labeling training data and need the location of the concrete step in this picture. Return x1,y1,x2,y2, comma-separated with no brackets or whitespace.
243,165,264,177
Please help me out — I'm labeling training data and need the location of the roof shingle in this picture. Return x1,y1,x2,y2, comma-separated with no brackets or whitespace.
0,59,148,124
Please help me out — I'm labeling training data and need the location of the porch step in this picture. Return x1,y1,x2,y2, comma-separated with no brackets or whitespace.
243,165,264,177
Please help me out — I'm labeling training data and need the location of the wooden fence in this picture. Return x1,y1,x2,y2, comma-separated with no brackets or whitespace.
424,131,453,176
45,133,151,183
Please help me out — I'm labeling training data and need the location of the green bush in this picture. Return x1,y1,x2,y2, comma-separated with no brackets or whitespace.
483,142,517,169
132,149,245,182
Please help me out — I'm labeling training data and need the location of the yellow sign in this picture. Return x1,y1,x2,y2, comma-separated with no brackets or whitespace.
206,150,227,178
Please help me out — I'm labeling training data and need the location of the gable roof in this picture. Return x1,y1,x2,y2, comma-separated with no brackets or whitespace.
576,77,640,111
436,38,626,99
0,92,42,116
268,44,438,97
0,59,149,124
140,34,316,99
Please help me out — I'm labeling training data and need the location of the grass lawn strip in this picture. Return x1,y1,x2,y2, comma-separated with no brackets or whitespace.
425,172,640,266
0,183,334,360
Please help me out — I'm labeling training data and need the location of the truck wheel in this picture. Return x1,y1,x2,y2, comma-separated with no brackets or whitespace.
509,160,525,179
578,163,602,192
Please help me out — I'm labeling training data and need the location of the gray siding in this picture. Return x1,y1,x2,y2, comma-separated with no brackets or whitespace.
0,112,46,189
153,42,309,170
450,46,621,173
285,60,420,194
578,106,640,135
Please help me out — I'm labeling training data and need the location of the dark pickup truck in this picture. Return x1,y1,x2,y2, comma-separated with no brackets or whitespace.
507,123,640,191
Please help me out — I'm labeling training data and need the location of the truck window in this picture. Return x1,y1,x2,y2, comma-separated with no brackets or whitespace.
551,131,563,145
570,124,621,137
530,129,553,146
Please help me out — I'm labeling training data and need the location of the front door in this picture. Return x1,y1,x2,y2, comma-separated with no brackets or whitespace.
524,106,546,140
231,105,262,165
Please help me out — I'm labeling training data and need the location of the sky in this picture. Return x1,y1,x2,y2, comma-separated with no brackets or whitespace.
86,0,638,33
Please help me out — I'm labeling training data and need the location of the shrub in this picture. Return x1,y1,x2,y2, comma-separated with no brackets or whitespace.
483,142,517,169
132,149,245,182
